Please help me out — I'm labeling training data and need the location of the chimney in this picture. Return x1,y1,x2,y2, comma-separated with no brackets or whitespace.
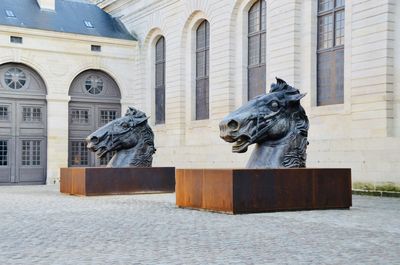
37,0,55,11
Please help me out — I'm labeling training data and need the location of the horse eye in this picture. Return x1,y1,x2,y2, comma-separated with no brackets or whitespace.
269,101,280,111
121,122,129,129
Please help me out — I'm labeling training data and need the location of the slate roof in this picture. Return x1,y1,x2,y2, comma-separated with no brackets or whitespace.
0,0,135,40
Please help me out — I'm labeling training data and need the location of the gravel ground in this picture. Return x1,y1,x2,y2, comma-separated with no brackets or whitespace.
0,185,399,265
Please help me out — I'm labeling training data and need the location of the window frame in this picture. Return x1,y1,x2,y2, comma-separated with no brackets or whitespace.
317,1,344,53
247,0,267,101
155,36,166,125
195,20,210,120
316,0,345,106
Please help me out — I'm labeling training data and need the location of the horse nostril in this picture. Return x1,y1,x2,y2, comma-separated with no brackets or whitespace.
91,136,99,144
227,120,239,130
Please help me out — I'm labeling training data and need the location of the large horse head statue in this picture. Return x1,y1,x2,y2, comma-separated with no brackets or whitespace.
86,107,156,167
219,78,309,168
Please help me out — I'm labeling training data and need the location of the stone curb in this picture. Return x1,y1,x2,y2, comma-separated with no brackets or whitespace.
352,189,400,198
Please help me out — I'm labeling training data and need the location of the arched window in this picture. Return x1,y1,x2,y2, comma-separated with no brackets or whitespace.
195,20,210,120
248,0,266,100
317,0,344,105
155,36,165,124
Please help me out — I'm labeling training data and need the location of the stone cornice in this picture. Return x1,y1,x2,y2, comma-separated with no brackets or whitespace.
0,25,137,46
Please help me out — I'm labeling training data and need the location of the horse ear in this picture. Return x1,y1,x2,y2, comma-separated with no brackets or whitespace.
276,77,287,85
287,93,306,102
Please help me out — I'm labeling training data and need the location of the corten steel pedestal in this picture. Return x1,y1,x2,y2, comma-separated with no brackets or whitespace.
176,168,351,214
60,167,175,196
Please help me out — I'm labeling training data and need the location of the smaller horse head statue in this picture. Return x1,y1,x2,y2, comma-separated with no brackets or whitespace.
86,107,156,167
219,78,309,168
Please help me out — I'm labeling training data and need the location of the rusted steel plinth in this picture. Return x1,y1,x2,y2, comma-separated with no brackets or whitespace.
176,168,351,214
60,167,175,196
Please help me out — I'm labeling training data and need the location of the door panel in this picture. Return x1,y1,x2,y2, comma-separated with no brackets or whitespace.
0,100,46,184
0,139,11,183
17,138,46,183
68,103,120,167
0,102,14,183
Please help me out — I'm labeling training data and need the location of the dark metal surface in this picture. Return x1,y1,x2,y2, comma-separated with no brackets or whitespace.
60,167,175,196
0,0,134,40
220,78,309,168
86,107,156,167
176,168,352,214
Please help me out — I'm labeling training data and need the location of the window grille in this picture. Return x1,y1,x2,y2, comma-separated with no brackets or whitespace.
100,110,117,125
317,0,345,106
22,140,41,166
0,140,8,166
4,67,26,89
71,109,89,124
85,75,103,95
23,107,42,122
248,0,266,100
155,36,166,124
70,141,88,166
0,106,9,121
195,20,210,120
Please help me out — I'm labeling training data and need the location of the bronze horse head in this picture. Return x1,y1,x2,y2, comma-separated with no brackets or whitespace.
86,107,156,167
220,78,309,168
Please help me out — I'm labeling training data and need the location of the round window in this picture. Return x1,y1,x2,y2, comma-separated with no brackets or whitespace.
85,75,103,95
4,68,27,90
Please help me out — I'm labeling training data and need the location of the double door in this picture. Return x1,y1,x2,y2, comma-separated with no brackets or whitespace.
68,102,120,167
0,100,47,184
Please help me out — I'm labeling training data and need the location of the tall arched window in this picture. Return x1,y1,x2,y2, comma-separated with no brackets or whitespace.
195,20,210,120
155,36,165,124
248,0,266,100
317,0,344,105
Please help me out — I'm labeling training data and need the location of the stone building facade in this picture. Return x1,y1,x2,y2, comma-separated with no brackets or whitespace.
0,0,399,188
99,0,400,187
0,0,136,184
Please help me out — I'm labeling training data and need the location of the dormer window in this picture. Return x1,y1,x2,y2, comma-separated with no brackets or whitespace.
5,10,15,18
84,20,94,28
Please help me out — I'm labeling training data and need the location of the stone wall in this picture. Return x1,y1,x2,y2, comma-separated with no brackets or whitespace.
0,25,136,183
101,0,400,186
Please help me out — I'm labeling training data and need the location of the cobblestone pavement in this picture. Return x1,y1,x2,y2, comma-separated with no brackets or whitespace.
0,185,399,265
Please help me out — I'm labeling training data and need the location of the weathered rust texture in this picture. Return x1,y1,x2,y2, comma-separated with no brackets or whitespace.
60,167,175,196
176,168,351,214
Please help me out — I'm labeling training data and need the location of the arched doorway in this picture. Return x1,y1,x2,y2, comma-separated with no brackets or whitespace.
68,70,121,167
0,63,47,184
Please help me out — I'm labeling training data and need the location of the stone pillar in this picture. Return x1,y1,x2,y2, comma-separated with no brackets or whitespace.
350,0,395,138
46,95,70,184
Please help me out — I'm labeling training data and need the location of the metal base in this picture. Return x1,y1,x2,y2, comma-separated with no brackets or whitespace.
176,168,352,214
60,167,175,196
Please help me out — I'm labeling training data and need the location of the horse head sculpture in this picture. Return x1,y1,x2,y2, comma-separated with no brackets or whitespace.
86,107,156,167
219,78,309,168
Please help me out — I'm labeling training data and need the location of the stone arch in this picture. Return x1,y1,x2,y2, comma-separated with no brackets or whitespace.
142,27,166,124
0,62,47,98
180,10,211,122
68,69,121,103
68,69,121,167
229,0,265,108
0,62,48,184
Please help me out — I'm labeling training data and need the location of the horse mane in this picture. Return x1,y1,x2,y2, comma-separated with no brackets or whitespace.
270,78,309,168
282,107,309,168
129,123,156,167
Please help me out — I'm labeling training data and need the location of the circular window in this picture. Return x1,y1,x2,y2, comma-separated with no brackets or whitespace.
4,68,27,90
85,75,103,95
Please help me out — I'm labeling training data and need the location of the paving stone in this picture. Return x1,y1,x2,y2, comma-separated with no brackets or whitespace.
0,185,399,264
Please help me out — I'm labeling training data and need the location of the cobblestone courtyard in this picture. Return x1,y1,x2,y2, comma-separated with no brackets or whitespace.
0,185,399,265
